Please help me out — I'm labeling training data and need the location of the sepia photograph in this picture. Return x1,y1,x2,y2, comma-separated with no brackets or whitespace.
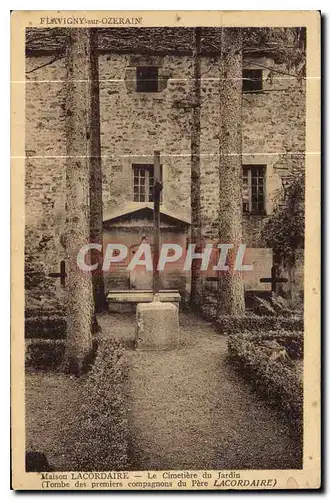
11,10,320,490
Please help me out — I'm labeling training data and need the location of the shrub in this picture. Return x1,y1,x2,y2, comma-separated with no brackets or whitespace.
216,315,303,334
65,337,129,471
200,294,303,332
25,313,66,339
25,311,100,340
262,171,304,264
270,292,292,314
253,330,303,360
253,296,276,316
25,338,99,371
252,294,294,316
25,308,63,319
227,332,303,436
25,339,66,369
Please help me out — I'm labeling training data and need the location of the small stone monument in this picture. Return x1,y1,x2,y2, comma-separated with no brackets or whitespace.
136,294,179,350
135,151,179,351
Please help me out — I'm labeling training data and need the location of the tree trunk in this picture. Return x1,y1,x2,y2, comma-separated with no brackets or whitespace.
63,29,94,374
88,29,105,312
190,27,203,308
218,28,245,315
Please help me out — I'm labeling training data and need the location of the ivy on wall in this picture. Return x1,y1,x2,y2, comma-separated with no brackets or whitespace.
262,171,305,265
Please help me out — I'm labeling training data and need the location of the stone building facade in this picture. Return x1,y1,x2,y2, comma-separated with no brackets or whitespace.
24,28,306,311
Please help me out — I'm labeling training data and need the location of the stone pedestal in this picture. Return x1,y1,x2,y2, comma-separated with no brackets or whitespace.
136,300,179,351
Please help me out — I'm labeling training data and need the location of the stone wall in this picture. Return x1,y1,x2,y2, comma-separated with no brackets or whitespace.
25,58,67,312
25,49,305,311
99,53,192,218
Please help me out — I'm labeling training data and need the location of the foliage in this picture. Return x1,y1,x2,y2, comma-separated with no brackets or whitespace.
262,171,305,264
270,291,292,313
242,27,306,77
25,225,64,314
25,313,66,339
66,337,129,471
25,339,66,369
25,224,54,289
227,331,303,436
25,310,100,340
25,338,98,371
252,330,304,360
215,314,303,334
252,294,292,316
252,296,276,316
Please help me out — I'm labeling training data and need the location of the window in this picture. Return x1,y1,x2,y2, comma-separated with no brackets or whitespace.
133,164,163,202
242,69,263,92
243,165,266,214
136,66,159,92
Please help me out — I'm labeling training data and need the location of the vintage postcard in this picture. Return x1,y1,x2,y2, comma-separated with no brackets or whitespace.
11,10,321,490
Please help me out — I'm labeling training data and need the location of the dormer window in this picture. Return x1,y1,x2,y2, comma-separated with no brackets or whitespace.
242,69,263,92
136,66,159,93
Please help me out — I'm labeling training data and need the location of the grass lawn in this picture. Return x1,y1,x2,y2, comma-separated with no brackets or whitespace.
25,369,86,471
25,335,128,472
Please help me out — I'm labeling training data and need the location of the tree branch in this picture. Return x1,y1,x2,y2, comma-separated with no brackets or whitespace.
199,41,304,79
26,54,64,74
246,60,303,79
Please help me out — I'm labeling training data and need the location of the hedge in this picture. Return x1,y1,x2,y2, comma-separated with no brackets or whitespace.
227,331,303,436
25,339,66,369
25,312,101,340
25,338,98,371
25,308,64,319
200,291,303,333
216,315,303,334
25,314,66,339
63,337,129,471
252,330,303,360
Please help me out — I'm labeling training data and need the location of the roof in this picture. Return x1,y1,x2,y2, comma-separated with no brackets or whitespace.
25,27,299,58
103,202,191,225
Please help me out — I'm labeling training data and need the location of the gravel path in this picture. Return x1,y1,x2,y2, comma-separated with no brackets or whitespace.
98,312,302,471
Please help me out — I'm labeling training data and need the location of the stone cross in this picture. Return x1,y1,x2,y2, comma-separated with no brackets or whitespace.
260,264,288,293
49,260,67,288
136,152,179,352
153,151,163,295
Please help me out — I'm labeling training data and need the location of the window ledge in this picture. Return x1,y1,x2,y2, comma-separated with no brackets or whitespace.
242,90,264,95
132,93,164,99
243,212,267,217
131,201,164,206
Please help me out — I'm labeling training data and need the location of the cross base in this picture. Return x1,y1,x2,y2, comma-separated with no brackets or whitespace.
136,301,179,351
